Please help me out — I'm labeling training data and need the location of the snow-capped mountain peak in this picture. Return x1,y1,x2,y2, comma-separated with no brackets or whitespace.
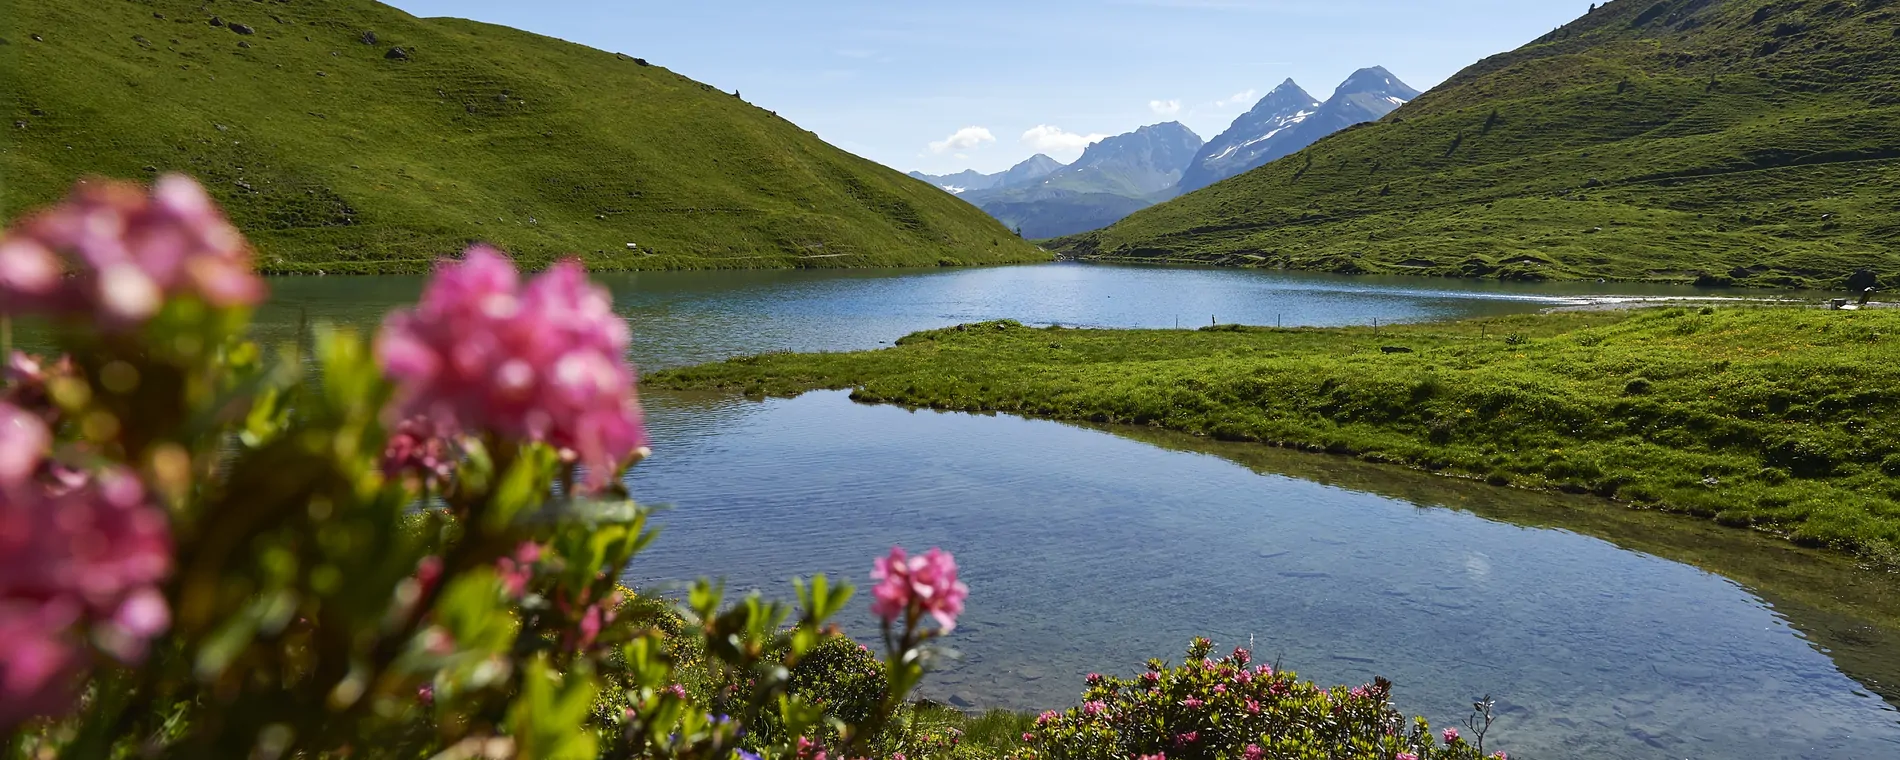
1177,67,1418,193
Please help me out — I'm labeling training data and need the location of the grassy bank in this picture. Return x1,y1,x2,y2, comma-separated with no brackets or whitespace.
1,0,1045,273
652,307,1900,564
1056,0,1900,289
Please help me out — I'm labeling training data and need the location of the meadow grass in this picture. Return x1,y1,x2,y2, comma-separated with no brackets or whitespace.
0,0,1046,273
1057,0,1900,290
653,306,1900,565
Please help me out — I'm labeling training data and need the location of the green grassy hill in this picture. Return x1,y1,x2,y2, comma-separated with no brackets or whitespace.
0,0,1047,273
1056,0,1900,290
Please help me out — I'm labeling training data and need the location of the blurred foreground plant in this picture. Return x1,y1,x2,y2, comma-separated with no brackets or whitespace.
0,176,963,760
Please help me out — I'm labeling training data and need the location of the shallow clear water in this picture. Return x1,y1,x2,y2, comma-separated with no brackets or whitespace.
626,391,1900,760
28,263,1894,759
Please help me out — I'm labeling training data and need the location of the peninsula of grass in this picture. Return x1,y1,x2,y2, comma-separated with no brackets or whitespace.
652,307,1900,564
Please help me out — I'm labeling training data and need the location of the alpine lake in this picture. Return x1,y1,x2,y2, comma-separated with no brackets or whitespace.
227,263,1900,759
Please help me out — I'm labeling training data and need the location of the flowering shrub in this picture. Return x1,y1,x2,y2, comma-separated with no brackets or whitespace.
2,176,1500,760
0,176,965,759
1021,638,1505,760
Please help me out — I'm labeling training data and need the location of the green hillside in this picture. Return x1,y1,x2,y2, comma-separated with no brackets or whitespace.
0,0,1047,273
1056,0,1900,290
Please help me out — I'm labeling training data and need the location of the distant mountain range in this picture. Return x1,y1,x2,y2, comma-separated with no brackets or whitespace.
1177,80,1322,194
1178,68,1419,192
956,122,1203,238
912,69,1414,238
909,154,1064,195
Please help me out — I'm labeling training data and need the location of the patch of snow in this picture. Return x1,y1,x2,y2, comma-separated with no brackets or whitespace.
942,185,967,194
1210,144,1239,161
1385,96,1408,105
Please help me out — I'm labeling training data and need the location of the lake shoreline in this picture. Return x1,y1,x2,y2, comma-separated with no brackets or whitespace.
651,305,1900,570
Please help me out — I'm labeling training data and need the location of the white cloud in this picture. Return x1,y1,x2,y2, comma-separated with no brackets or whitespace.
1217,89,1259,108
1020,125,1110,159
1149,99,1182,117
928,126,995,154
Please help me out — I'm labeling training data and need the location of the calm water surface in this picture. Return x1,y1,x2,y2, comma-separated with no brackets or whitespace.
253,262,1789,369
627,392,1899,760
223,264,1900,758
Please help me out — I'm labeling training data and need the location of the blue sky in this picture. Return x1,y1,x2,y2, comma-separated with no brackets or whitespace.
386,1,1590,175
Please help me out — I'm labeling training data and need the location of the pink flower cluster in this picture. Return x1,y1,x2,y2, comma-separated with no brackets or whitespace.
382,415,459,487
0,175,264,325
376,247,646,491
869,546,969,633
1,404,171,728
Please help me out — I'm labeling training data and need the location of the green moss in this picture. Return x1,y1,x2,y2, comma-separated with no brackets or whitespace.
1054,0,1900,290
0,0,1047,273
653,307,1900,563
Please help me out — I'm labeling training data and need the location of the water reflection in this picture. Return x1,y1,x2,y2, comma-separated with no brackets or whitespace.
11,263,1887,759
1104,425,1900,709
625,390,1900,760
245,262,1802,370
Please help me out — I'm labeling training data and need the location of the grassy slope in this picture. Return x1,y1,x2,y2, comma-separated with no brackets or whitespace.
652,307,1900,562
0,0,1047,273
1056,0,1900,289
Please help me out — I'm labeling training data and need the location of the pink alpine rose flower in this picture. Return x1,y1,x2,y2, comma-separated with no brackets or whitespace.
0,175,264,325
1443,727,1461,744
376,247,646,490
1,409,171,728
869,546,969,633
382,415,459,486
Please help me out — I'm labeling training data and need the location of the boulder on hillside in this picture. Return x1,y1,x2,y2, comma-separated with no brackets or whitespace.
385,46,409,60
1845,268,1878,292
209,16,224,27
230,23,255,35
360,30,378,45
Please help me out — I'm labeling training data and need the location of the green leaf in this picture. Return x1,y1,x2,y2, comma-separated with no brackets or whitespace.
507,656,600,760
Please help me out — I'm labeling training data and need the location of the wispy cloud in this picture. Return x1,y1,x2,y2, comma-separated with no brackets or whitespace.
1021,125,1110,159
1149,99,1183,116
1216,89,1259,108
929,126,996,154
